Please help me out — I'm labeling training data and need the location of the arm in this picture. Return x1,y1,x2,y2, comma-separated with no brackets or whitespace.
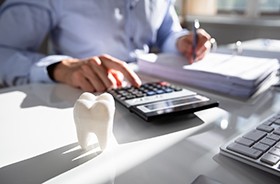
156,1,211,64
0,3,59,86
0,2,141,91
156,1,188,54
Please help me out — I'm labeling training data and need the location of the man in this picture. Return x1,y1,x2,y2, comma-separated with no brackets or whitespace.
0,0,211,92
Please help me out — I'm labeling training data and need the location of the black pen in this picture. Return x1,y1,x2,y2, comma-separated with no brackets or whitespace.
192,19,200,62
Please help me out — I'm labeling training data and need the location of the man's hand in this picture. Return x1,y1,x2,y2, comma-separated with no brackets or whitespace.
176,29,211,64
52,54,142,92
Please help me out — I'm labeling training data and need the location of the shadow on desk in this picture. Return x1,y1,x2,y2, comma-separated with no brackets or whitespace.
113,103,207,144
0,143,100,184
0,83,82,109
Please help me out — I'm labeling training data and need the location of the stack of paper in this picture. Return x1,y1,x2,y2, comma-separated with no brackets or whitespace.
137,53,279,99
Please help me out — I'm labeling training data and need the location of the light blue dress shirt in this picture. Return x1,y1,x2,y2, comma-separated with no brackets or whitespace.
0,0,188,86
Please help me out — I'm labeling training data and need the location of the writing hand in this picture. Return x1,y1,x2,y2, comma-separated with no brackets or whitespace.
52,54,142,92
177,29,211,64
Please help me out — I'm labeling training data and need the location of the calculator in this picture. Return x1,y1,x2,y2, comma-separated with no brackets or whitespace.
108,81,219,121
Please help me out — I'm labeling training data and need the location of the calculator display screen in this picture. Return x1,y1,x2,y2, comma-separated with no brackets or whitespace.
138,95,209,113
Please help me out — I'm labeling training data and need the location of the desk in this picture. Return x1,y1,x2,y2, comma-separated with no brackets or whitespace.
0,73,280,184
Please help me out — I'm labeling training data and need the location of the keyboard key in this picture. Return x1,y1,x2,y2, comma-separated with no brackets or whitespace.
252,143,270,152
260,153,280,165
269,148,280,157
274,119,280,125
262,119,274,126
275,142,280,149
257,124,274,133
266,134,280,141
235,137,254,147
243,129,267,142
273,127,280,135
260,138,276,147
227,143,263,159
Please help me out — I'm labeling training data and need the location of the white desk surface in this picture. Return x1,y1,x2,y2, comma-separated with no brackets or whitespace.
0,73,280,184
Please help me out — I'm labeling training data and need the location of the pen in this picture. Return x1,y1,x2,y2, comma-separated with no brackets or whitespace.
192,19,200,62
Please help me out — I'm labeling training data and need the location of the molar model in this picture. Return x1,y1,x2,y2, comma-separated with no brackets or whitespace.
73,92,116,151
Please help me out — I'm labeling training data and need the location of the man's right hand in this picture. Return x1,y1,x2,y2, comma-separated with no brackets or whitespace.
52,54,142,92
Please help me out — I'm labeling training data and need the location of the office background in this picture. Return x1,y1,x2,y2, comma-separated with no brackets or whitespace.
175,0,280,45
1,0,278,48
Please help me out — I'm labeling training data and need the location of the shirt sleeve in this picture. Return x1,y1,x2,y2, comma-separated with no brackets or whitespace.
156,1,189,54
0,2,68,86
30,55,73,83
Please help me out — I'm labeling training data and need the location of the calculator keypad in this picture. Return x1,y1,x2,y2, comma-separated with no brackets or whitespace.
108,81,182,101
108,81,199,108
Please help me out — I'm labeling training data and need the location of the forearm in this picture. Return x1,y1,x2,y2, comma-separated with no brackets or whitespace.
0,46,72,87
156,1,189,54
0,47,44,86
0,2,62,86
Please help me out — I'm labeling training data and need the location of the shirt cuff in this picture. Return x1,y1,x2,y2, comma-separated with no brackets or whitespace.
161,29,189,54
30,55,72,83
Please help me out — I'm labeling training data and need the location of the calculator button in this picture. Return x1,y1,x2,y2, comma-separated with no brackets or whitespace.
155,90,165,94
163,88,174,93
124,95,136,100
171,86,182,91
146,91,156,96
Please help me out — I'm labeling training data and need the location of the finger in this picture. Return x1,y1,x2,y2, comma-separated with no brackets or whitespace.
197,29,211,42
177,35,192,54
81,61,107,92
195,51,206,62
110,70,124,87
99,55,142,87
72,70,95,92
177,35,196,64
186,54,194,64
107,72,118,89
87,57,115,90
196,40,211,61
79,78,96,92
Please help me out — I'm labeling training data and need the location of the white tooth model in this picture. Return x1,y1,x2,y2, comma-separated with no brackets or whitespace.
73,92,116,151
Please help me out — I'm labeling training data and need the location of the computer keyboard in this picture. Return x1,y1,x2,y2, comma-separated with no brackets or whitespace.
220,112,280,176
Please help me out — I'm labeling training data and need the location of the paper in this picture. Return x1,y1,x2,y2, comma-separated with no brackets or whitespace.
137,52,279,99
